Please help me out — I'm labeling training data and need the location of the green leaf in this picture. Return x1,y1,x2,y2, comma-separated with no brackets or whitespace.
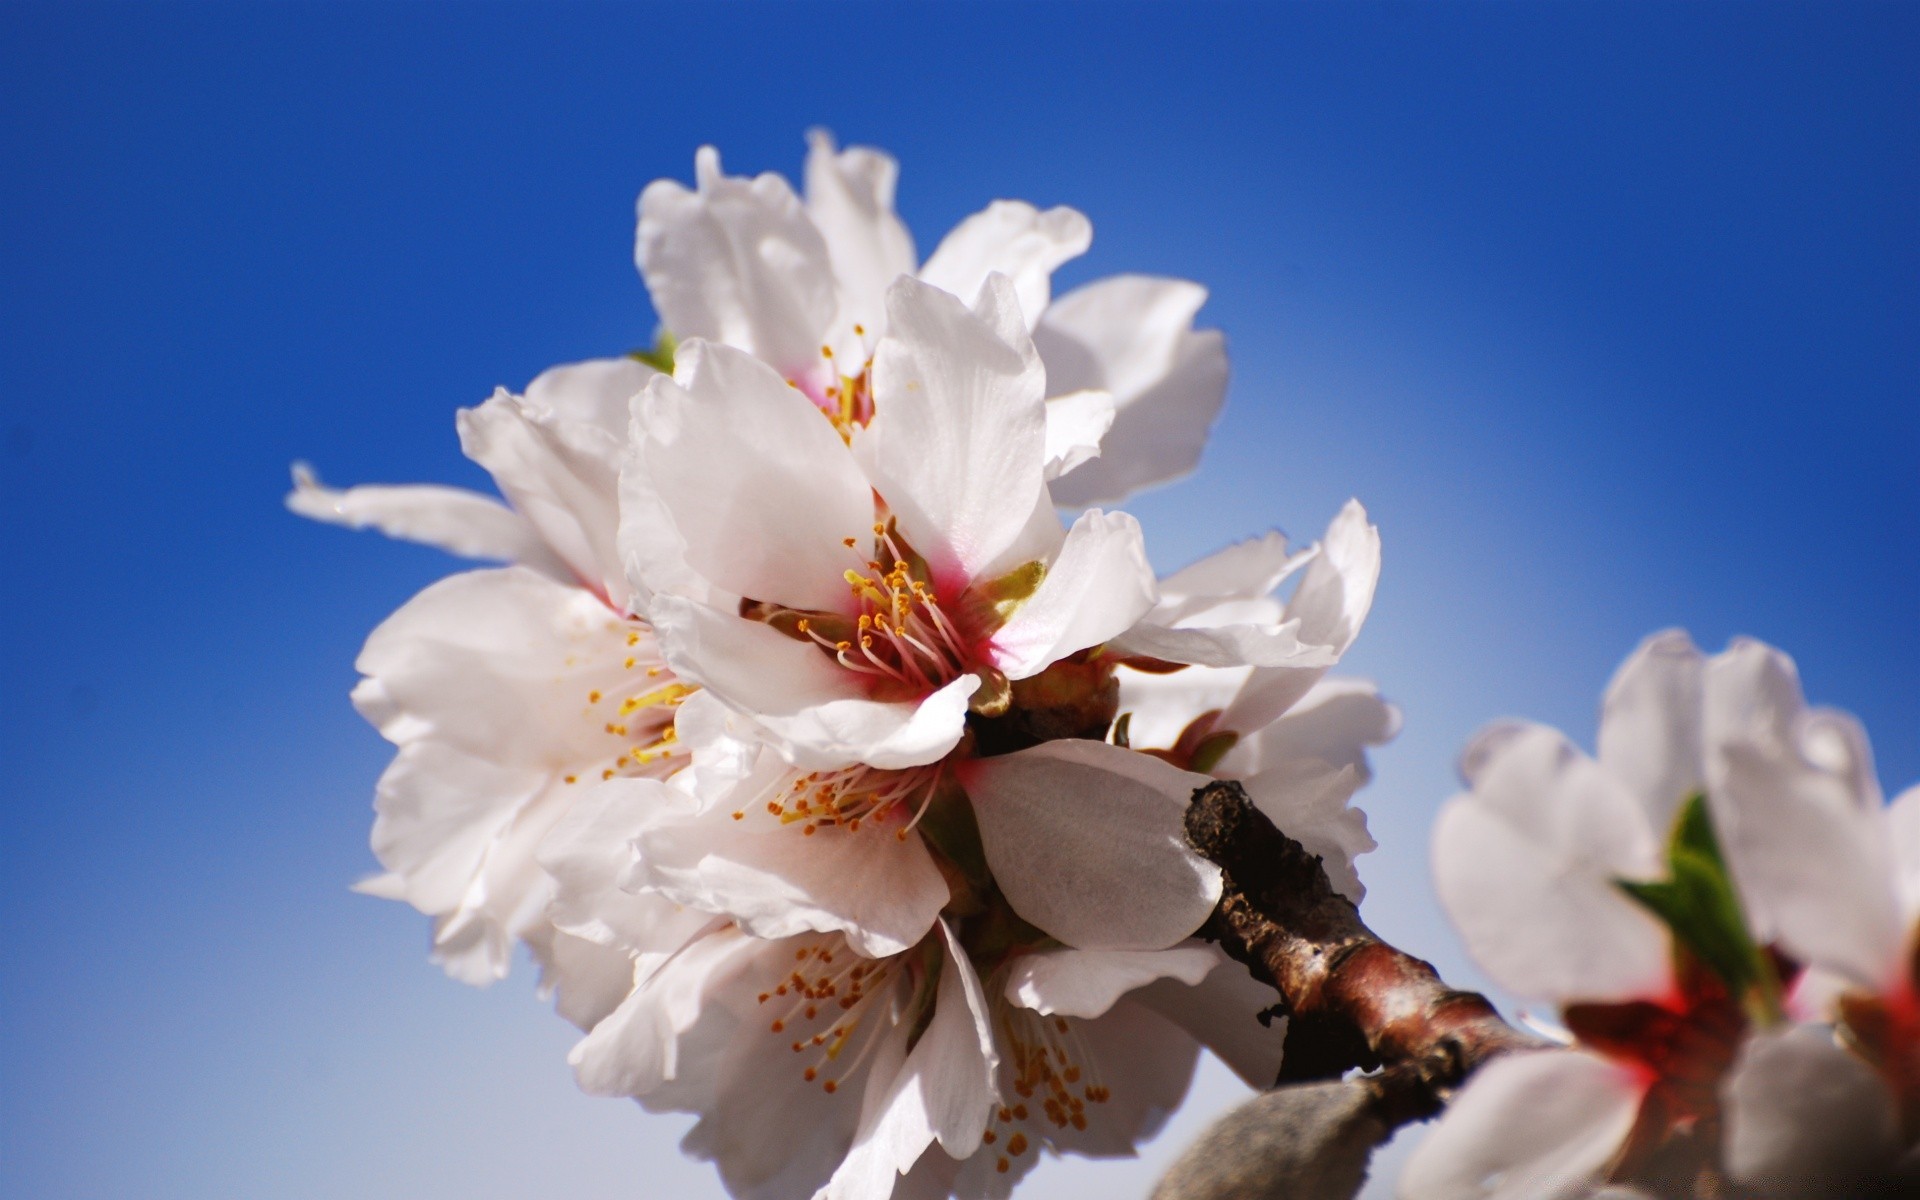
630,329,678,373
1615,793,1781,1022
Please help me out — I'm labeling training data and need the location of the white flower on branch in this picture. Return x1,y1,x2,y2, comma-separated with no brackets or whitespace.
622,271,1160,770
1404,631,1907,1198
289,360,698,987
638,135,1228,507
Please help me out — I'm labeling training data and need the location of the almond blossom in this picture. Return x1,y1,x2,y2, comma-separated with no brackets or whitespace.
622,271,1160,771
289,357,699,986
1402,632,1905,1198
636,134,1227,507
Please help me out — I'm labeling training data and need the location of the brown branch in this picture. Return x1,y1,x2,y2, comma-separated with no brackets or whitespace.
1185,779,1548,1127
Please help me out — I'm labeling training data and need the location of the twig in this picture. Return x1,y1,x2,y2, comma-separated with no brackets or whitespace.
1184,780,1547,1125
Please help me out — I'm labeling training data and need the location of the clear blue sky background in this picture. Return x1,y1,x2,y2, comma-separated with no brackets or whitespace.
2,3,1914,1198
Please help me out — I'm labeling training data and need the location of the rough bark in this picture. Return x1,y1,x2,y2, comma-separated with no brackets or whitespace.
1185,779,1546,1108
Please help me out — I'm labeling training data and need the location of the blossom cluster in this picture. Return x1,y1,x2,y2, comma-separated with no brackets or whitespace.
1406,631,1920,1197
293,134,1389,1198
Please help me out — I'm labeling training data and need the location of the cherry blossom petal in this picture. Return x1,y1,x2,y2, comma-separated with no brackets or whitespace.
1113,501,1376,681
631,759,950,958
1129,947,1286,1089
1433,723,1669,1003
1003,945,1220,1019
1158,530,1304,603
1716,712,1904,992
1240,755,1377,903
526,926,641,1032
1042,388,1117,481
861,274,1048,584
362,738,560,984
1221,676,1400,778
650,595,975,770
354,567,640,768
822,923,998,1200
955,996,1199,1191
1116,662,1253,754
636,340,872,614
457,388,629,604
1110,608,1322,671
1693,639,1903,988
1399,1049,1645,1200
1890,783,1920,927
537,775,709,960
523,355,657,446
285,462,565,575
1722,1023,1900,1191
636,145,839,382
1595,629,1705,831
917,200,1092,331
962,740,1222,951
803,129,916,341
1036,275,1229,507
990,508,1157,680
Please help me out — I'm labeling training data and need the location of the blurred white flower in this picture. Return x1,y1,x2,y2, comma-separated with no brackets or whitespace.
1403,631,1905,1198
637,135,1228,507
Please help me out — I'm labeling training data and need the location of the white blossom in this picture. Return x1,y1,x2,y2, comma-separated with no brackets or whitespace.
636,135,1227,507
1403,631,1907,1197
290,359,697,987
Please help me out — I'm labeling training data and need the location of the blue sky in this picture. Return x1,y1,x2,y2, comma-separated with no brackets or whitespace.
2,3,1914,1197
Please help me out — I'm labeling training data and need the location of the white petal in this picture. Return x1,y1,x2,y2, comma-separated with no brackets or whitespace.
917,200,1091,330
1112,501,1376,679
526,926,645,1032
1239,755,1376,903
1596,629,1706,832
1398,1049,1644,1200
1157,529,1303,603
658,932,897,1198
860,275,1048,585
652,595,975,770
567,927,753,1099
1890,783,1920,930
1036,275,1229,507
457,388,628,604
1722,1023,1899,1190
821,923,999,1199
1042,388,1116,481
523,356,658,445
632,763,949,958
537,776,710,960
1716,719,1904,992
354,566,641,768
990,508,1158,680
962,740,1222,951
1129,946,1286,1089
1115,662,1254,753
1003,945,1219,1019
1698,639,1904,989
636,341,872,614
636,145,839,382
1432,723,1670,1003
286,462,566,574
804,129,916,341
1110,609,1326,671
992,996,1202,1166
1221,675,1400,777
363,739,559,984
